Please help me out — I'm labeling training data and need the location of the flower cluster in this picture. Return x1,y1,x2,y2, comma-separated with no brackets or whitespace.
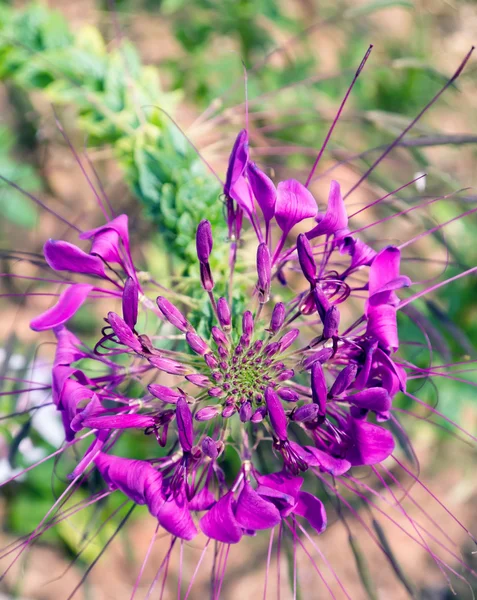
22,123,415,551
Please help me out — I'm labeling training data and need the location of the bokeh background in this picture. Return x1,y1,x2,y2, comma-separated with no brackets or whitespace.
0,0,477,598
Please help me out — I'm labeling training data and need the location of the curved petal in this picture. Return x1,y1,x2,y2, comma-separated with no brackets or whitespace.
275,179,317,234
224,129,249,196
290,443,351,476
366,304,399,353
30,284,94,331
247,162,276,222
235,482,281,531
306,180,348,239
199,492,243,544
345,419,395,466
189,487,216,511
156,490,198,541
346,388,391,413
294,491,327,534
44,240,106,277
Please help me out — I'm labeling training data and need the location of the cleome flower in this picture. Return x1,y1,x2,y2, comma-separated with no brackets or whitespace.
1,46,477,599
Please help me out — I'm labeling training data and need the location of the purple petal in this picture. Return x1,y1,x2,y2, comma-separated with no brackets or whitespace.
306,180,348,239
69,432,107,479
235,482,281,531
345,419,395,466
230,175,255,215
294,491,327,534
366,304,399,353
323,306,340,339
95,453,162,506
156,489,198,541
80,214,131,255
256,470,303,500
30,284,94,331
224,129,249,196
247,162,276,222
275,179,317,234
339,236,377,270
54,326,84,366
189,486,216,511
44,240,106,277
83,414,155,430
346,388,391,413
289,442,351,476
199,492,243,544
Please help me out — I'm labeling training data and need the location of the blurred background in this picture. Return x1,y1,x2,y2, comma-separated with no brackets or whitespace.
0,0,477,598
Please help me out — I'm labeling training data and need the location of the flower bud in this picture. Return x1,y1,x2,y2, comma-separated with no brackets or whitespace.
157,297,189,332
323,306,340,339
279,328,299,351
222,404,236,418
148,384,182,404
200,262,215,292
311,362,327,415
277,369,295,381
265,387,288,441
202,436,219,459
242,311,254,337
292,403,320,423
195,406,220,421
176,397,194,452
302,348,333,370
257,243,271,303
330,363,358,397
211,326,228,346
186,331,209,356
217,297,231,330
185,373,211,388
122,276,138,329
270,302,285,333
196,220,213,263
297,233,316,286
277,387,299,402
251,406,267,423
239,401,252,422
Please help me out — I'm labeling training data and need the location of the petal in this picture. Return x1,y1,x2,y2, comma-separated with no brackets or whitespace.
83,414,156,430
199,492,243,544
290,443,351,476
68,431,108,479
346,388,391,413
44,240,106,277
89,229,122,264
256,470,303,500
224,129,249,196
345,419,395,466
235,482,281,531
366,304,399,353
275,179,317,234
294,491,327,534
80,214,131,254
339,236,376,270
306,180,348,239
54,326,84,366
247,162,276,222
31,284,94,331
189,487,216,511
156,491,198,541
230,175,255,215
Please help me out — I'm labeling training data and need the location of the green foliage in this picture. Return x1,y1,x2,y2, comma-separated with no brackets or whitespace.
0,126,40,228
0,2,225,272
